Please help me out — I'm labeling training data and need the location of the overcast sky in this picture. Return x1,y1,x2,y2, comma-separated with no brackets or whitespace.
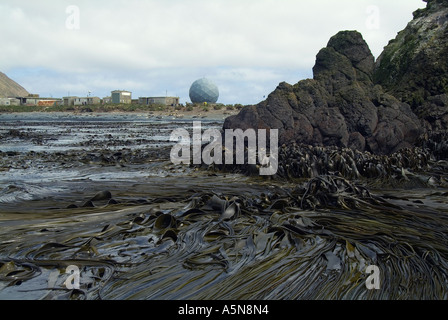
1,0,426,105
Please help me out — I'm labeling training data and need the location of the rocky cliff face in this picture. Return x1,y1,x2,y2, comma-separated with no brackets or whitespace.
0,72,29,98
375,0,448,134
224,0,448,155
224,31,422,155
375,0,448,107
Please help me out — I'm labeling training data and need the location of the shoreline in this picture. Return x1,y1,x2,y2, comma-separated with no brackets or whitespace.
0,106,240,121
135,107,238,120
0,103,242,114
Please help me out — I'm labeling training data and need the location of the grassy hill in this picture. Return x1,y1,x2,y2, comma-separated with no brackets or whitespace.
0,72,29,98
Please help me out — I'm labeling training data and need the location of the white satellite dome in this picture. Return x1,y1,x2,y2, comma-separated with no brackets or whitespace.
189,78,219,104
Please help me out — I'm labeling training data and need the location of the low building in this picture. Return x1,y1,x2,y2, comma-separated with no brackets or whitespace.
38,100,59,107
21,95,40,106
63,96,77,106
74,97,100,106
13,95,61,106
8,98,20,106
26,97,39,106
87,97,100,105
74,97,89,106
64,96,101,106
111,90,132,104
23,97,60,106
139,96,180,106
0,98,11,106
0,98,20,106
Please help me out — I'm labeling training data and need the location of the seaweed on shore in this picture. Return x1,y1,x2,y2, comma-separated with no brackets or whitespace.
1,175,447,300
206,142,448,189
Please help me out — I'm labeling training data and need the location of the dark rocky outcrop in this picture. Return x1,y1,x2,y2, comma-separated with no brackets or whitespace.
375,0,448,112
225,0,448,155
224,31,422,155
375,0,448,139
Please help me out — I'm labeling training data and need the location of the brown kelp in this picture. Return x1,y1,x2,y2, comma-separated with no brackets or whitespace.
1,176,447,300
1,114,448,300
211,141,447,189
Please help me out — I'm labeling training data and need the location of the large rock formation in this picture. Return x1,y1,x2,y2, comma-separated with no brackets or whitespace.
224,31,422,155
0,72,29,98
375,0,448,134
